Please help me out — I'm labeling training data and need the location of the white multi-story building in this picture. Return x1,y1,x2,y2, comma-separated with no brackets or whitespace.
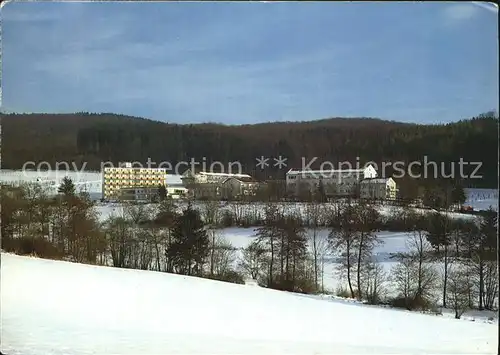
181,170,257,199
286,164,378,198
102,162,167,201
360,177,398,200
181,170,252,184
166,183,188,199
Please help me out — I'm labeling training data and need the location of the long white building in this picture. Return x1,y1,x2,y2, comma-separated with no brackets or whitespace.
286,164,378,197
181,170,252,184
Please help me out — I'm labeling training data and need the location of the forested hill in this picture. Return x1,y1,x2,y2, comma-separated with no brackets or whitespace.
1,112,498,188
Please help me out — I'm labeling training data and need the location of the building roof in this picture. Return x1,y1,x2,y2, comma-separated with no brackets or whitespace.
104,166,167,171
181,169,251,179
360,178,392,184
198,171,252,178
221,176,258,184
167,183,185,188
286,164,376,175
166,174,183,185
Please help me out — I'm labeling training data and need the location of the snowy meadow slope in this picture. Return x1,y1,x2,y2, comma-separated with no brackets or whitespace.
1,253,498,355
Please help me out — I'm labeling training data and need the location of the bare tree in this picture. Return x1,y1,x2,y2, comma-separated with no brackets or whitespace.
482,260,499,310
305,202,323,289
239,239,267,280
361,262,388,305
105,215,131,268
255,203,282,286
391,226,439,310
230,200,245,225
328,203,358,298
208,234,237,277
316,232,330,294
447,264,474,319
202,199,220,226
354,201,380,300
426,212,453,307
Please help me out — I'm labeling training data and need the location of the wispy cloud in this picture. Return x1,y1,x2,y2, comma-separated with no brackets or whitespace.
442,3,481,23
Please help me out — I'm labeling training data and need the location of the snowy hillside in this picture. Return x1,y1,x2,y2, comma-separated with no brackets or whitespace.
1,253,498,355
0,169,102,195
0,169,183,200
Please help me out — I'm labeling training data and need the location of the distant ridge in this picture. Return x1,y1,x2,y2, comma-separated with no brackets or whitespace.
1,111,498,188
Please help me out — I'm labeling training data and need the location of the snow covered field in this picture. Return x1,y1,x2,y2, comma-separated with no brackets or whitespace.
0,169,103,199
465,188,499,211
220,227,404,295
2,170,497,211
94,200,483,225
1,252,497,355
219,228,481,300
0,169,183,201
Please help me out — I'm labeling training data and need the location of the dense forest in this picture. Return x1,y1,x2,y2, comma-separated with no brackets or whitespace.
1,111,498,188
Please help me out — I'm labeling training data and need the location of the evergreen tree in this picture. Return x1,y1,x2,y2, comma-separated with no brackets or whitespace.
255,204,283,286
167,203,209,276
280,215,308,290
451,184,466,206
477,207,498,310
158,184,167,202
479,207,498,255
313,180,327,203
58,176,76,196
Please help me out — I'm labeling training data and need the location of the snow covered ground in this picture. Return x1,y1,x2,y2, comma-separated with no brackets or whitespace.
219,228,431,294
0,169,183,200
94,200,483,224
219,227,499,312
465,188,498,211
1,252,497,355
0,169,103,198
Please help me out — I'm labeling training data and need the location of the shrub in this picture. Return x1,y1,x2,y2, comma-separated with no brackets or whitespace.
220,211,235,227
335,286,359,299
207,270,245,285
2,236,64,260
389,295,437,311
270,277,317,294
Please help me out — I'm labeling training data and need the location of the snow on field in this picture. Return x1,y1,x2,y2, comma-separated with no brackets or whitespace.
0,169,183,200
0,169,103,195
1,253,497,355
94,200,480,224
221,228,499,310
221,228,409,257
220,228,412,293
465,188,498,211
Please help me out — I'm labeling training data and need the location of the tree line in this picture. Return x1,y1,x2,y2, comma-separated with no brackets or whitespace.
1,111,498,188
1,178,497,319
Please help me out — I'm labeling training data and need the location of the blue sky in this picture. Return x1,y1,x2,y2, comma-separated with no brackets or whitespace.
1,1,498,124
